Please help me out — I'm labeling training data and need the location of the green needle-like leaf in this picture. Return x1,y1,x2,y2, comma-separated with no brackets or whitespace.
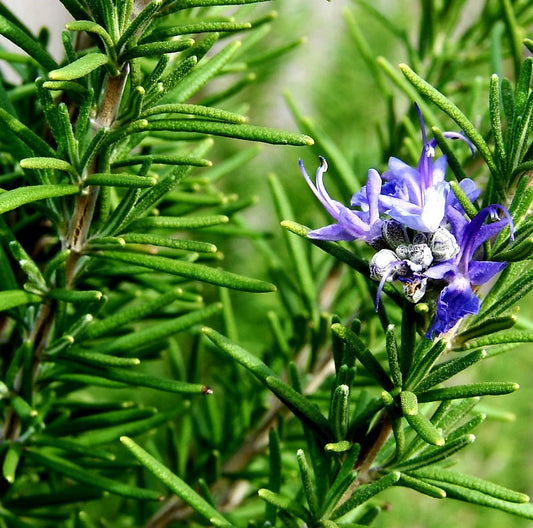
489,74,506,165
129,214,228,230
269,173,317,317
330,384,350,441
457,330,533,354
396,472,446,499
0,14,57,70
116,0,162,51
97,250,276,292
296,449,319,518
47,288,103,303
394,434,476,472
399,63,503,190
112,153,212,168
331,323,393,390
83,173,157,188
54,349,141,368
202,327,333,442
417,382,519,402
258,489,312,524
95,303,221,355
169,40,241,104
0,107,59,157
412,467,529,503
401,391,445,446
141,103,246,124
404,338,447,390
121,233,216,253
386,324,402,387
2,443,22,484
421,481,533,520
121,436,235,528
25,449,161,500
84,288,198,340
0,185,79,215
20,157,75,173
58,360,212,395
416,350,486,392
0,290,41,312
66,20,115,57
121,39,194,61
49,53,110,81
332,472,400,519
73,405,189,446
142,119,314,146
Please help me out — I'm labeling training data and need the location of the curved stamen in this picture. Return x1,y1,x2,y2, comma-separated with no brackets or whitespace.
374,259,403,311
415,102,428,146
299,157,339,218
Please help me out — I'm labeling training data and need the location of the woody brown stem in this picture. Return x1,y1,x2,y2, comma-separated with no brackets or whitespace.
4,66,131,443
64,65,129,284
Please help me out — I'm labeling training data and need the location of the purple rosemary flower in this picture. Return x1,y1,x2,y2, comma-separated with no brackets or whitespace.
376,105,475,232
425,205,514,337
299,156,383,245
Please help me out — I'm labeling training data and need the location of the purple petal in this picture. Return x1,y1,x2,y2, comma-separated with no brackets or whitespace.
445,206,468,245
308,224,355,241
366,168,382,225
424,261,457,280
458,206,513,269
427,277,480,337
418,181,449,232
350,186,369,209
383,158,422,204
468,260,507,285
431,156,448,184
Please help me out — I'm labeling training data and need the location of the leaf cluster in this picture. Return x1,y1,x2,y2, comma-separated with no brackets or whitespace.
0,0,312,525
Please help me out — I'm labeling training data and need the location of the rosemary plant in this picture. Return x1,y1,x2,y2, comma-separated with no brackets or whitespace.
0,1,532,527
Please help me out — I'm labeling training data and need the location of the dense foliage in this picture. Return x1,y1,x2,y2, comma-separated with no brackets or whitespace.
0,1,532,527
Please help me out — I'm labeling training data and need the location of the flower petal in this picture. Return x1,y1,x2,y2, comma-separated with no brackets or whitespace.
468,260,507,285
308,223,355,241
427,277,480,337
424,261,456,280
431,155,448,184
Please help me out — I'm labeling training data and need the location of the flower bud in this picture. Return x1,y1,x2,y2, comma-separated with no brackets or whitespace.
370,249,399,281
381,219,409,249
395,244,433,271
430,227,460,261
408,244,433,269
412,232,428,245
